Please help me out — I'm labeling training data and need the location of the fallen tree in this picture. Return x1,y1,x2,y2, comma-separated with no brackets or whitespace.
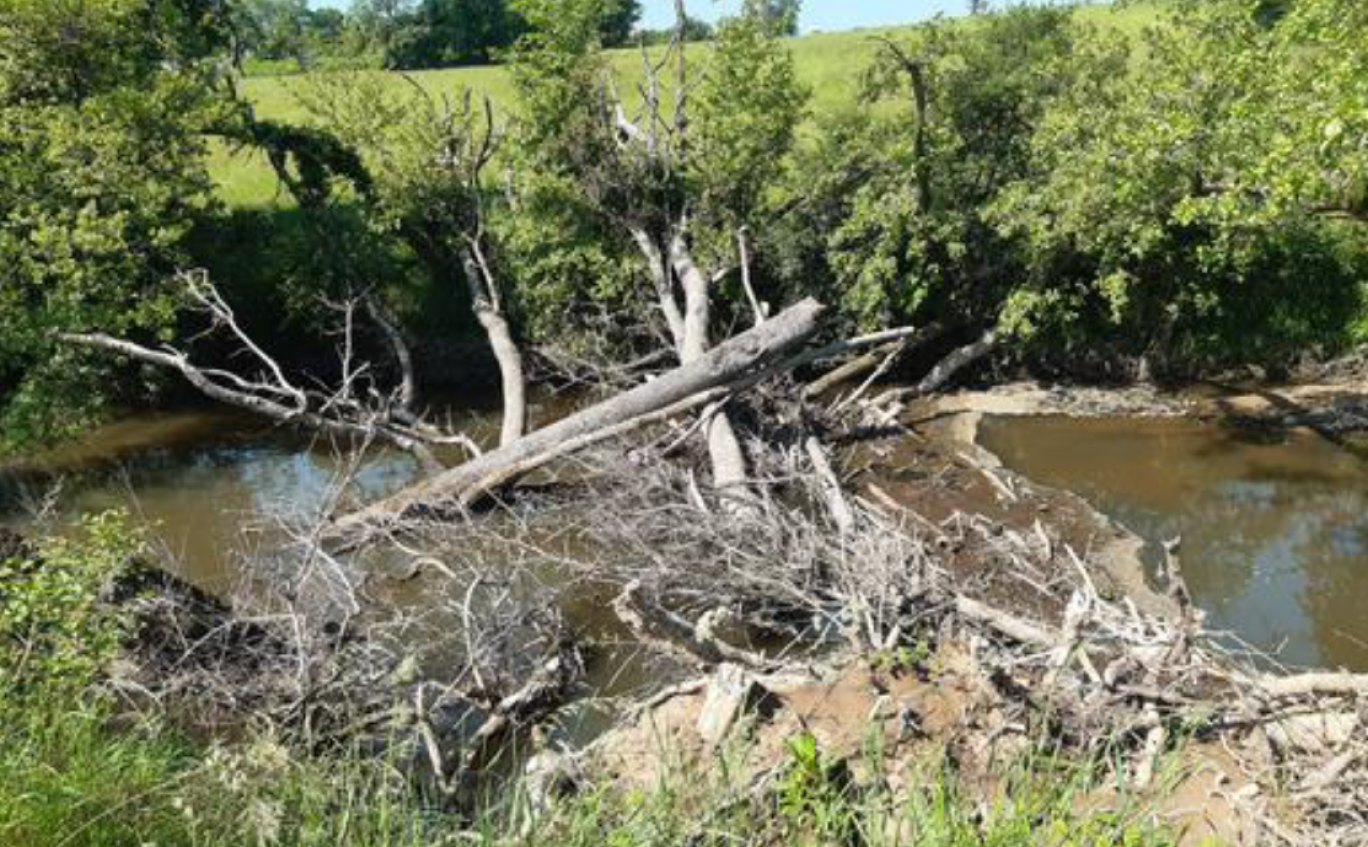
323,298,828,547
59,271,483,474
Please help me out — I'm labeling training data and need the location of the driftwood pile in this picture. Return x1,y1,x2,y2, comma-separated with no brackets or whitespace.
77,286,1366,843
544,441,1368,847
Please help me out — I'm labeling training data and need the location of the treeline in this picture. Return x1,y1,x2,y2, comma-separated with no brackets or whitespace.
233,0,642,70
1,0,1365,447
234,0,801,72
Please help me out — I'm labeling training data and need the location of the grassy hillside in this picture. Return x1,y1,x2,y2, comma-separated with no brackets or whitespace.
216,2,1161,209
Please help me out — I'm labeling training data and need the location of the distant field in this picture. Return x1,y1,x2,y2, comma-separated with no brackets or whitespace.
216,3,1160,209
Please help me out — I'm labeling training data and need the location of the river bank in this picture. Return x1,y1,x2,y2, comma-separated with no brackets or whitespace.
6,376,1368,845
571,378,1368,847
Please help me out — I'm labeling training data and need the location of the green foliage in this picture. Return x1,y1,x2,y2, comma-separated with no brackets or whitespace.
0,511,143,701
293,70,513,337
778,732,859,843
331,0,637,71
397,0,526,69
691,18,808,237
0,0,225,448
0,676,1184,847
749,0,798,38
504,0,671,341
505,3,807,342
741,0,802,38
600,0,644,47
237,0,310,63
0,714,453,847
764,0,1368,373
775,5,1116,334
0,706,198,847
990,0,1368,372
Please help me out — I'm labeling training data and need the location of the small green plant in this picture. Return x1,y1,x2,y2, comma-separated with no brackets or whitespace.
779,732,858,844
0,510,143,701
870,637,935,677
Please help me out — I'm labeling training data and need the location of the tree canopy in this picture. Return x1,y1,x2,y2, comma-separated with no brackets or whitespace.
3,0,1368,446
0,0,224,443
741,0,800,37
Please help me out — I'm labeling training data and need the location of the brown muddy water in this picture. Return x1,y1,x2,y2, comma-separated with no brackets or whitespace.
9,404,1367,706
980,415,1368,672
0,402,652,740
0,409,424,593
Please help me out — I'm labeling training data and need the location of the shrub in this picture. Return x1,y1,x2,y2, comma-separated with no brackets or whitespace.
0,511,143,701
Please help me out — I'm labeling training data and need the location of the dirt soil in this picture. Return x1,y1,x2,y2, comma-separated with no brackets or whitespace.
926,376,1368,435
849,387,1176,622
592,647,1260,847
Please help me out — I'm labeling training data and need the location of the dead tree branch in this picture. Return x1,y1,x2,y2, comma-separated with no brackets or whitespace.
324,298,829,548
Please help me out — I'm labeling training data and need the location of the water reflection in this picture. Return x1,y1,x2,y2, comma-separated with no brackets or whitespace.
0,410,421,593
980,416,1368,671
0,406,671,737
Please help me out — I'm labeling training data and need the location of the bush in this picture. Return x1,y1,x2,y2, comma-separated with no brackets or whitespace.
0,511,143,701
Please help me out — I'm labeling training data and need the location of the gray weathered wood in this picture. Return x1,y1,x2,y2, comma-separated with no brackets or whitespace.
325,298,827,547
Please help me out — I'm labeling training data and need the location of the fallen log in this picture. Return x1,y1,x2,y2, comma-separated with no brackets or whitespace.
954,595,1056,649
614,580,767,669
1258,672,1368,699
802,323,946,400
874,329,999,407
324,299,828,548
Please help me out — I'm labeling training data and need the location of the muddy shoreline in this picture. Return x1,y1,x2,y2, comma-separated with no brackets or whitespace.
909,377,1368,624
583,378,1368,847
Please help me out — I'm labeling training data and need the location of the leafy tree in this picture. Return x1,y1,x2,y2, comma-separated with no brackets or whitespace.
306,7,347,45
741,0,800,37
507,0,807,342
0,0,223,446
346,0,419,66
396,0,525,68
772,6,1112,337
507,0,806,490
989,0,1368,372
599,0,643,46
247,5,353,62
0,512,143,702
298,74,531,442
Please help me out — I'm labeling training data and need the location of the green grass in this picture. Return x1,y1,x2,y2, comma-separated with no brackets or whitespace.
0,706,198,847
220,3,1164,210
0,700,1181,847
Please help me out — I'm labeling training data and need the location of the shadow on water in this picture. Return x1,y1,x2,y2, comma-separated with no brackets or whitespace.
980,414,1368,672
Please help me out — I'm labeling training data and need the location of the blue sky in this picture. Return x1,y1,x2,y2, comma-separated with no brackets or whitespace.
313,1,967,34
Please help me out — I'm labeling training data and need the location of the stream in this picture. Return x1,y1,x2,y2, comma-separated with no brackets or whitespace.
0,402,648,741
4,403,1366,693
980,415,1368,672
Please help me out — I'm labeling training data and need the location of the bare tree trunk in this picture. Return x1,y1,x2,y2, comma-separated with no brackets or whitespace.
874,329,999,407
628,224,686,350
476,305,526,447
913,330,997,395
668,233,711,364
364,296,417,415
668,233,750,494
324,299,828,548
803,323,947,400
460,246,527,446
